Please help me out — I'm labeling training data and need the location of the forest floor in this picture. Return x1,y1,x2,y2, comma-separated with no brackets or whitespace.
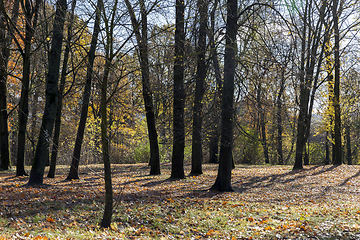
0,163,360,239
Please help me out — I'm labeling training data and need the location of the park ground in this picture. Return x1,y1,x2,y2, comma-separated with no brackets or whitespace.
0,163,360,239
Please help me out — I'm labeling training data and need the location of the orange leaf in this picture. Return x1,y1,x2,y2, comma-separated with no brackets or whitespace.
264,226,274,230
46,217,55,223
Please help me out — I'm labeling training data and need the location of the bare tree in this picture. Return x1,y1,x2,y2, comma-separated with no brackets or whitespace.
171,0,186,179
210,0,237,191
190,0,208,175
0,0,20,170
27,0,67,185
125,0,161,175
66,0,102,180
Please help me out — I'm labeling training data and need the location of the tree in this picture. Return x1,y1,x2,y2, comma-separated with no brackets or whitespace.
210,0,237,191
27,0,67,185
171,0,186,179
16,0,42,176
99,0,112,226
0,0,20,170
66,0,102,180
47,0,77,178
293,0,330,170
125,0,161,176
207,0,221,165
332,0,342,165
190,0,208,175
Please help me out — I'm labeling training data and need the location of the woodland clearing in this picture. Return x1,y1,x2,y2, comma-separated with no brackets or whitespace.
1,164,360,239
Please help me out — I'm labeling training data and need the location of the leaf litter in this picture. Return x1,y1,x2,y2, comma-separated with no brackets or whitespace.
0,164,360,239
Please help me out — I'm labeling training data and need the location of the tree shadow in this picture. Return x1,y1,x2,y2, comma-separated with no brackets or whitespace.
339,168,360,186
232,165,322,191
310,164,340,176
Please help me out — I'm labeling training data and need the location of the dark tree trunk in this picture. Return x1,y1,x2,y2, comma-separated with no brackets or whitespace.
294,0,327,170
276,69,285,165
260,114,269,164
303,141,309,165
17,0,41,176
125,0,160,176
210,0,237,192
99,59,113,228
332,0,342,165
48,0,77,178
256,86,269,164
325,131,330,165
0,13,9,170
345,124,351,165
191,0,208,175
293,0,308,170
28,86,39,162
28,0,67,186
0,0,19,169
171,0,185,179
208,0,221,165
209,133,219,164
66,0,101,180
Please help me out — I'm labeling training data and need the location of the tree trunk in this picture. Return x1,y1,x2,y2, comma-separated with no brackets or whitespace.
346,124,351,165
125,0,160,175
0,13,9,169
209,133,219,164
294,0,327,170
17,0,41,176
207,0,221,165
99,59,113,228
276,68,285,165
171,0,185,179
293,0,308,170
325,131,330,164
256,85,269,164
260,114,269,164
332,0,342,165
47,0,77,178
191,0,208,175
66,0,101,180
303,141,309,165
28,0,67,186
0,0,19,170
210,0,237,192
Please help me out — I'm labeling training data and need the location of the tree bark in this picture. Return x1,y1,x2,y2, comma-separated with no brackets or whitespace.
207,0,221,165
257,87,269,164
99,59,113,229
293,0,308,170
28,0,67,186
325,131,330,164
332,0,342,165
0,11,9,169
191,0,208,175
66,0,102,180
0,0,19,170
294,0,327,170
276,68,285,165
171,0,186,179
345,125,351,165
47,0,77,178
125,0,160,175
210,0,237,192
16,0,42,176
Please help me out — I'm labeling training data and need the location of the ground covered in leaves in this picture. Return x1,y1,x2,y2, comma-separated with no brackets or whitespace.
1,164,360,239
